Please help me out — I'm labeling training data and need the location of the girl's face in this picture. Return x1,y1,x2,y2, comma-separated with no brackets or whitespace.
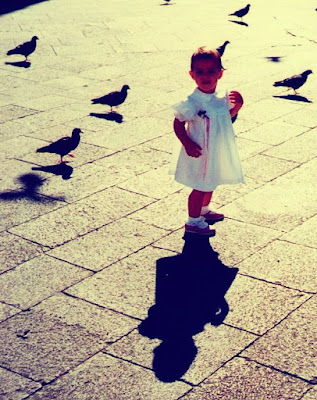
189,59,223,93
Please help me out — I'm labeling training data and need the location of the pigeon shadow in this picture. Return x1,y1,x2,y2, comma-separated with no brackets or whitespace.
0,173,64,202
228,20,249,27
273,94,312,103
138,232,238,382
90,111,123,123
5,61,31,68
0,0,49,15
265,56,283,63
32,162,73,180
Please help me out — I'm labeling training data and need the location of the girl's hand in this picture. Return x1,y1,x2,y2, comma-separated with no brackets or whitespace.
184,140,202,158
229,91,244,116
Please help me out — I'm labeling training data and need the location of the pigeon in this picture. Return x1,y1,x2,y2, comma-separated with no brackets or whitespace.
36,128,82,162
7,36,39,61
216,41,230,57
91,85,130,111
273,70,313,94
228,4,250,20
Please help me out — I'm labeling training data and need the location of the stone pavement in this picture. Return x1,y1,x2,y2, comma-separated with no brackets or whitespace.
0,0,316,398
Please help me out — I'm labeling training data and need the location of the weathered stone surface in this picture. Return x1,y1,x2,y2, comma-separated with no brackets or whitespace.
236,240,317,293
9,187,153,247
0,310,105,383
0,367,41,400
104,324,256,385
0,255,91,309
281,215,317,248
0,105,39,123
48,217,168,271
221,158,317,231
239,120,308,145
66,247,176,319
263,127,317,163
281,104,317,128
0,231,45,273
242,154,298,183
27,352,191,400
0,135,48,161
180,357,310,400
34,293,139,342
0,302,20,323
225,275,310,335
301,387,317,400
242,296,317,382
118,165,183,199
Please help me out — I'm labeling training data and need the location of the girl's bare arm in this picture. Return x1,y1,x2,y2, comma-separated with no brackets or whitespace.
173,118,202,158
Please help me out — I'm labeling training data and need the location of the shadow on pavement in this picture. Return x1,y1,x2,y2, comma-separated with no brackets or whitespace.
0,0,49,15
0,173,64,202
90,111,123,123
139,232,238,382
32,162,73,180
4,61,31,68
228,20,249,27
273,94,312,103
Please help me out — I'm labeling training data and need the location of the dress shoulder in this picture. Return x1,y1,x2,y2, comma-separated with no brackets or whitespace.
172,97,197,122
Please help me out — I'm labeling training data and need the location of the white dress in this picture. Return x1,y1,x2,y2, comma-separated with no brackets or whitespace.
171,87,244,192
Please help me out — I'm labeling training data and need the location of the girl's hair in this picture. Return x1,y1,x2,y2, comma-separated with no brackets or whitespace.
190,47,224,71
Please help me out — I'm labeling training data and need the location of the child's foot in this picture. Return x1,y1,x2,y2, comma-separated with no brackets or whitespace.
202,210,224,224
185,224,216,236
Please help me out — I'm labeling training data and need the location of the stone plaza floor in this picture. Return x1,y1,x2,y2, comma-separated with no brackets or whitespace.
0,0,316,398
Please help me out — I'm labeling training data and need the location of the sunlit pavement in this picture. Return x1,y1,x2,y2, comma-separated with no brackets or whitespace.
0,0,316,398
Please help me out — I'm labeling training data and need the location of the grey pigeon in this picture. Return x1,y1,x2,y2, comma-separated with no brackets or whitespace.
273,70,313,94
36,128,82,162
229,4,250,20
7,36,38,61
216,41,230,56
92,85,130,111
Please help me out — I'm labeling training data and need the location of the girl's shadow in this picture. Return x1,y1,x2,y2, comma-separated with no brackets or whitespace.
138,232,238,382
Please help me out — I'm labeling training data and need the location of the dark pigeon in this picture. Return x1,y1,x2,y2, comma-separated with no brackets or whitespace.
273,70,313,94
91,85,130,111
216,41,230,57
228,4,250,20
36,128,82,162
7,36,38,61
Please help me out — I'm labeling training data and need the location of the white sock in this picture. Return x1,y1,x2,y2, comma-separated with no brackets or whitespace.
201,206,210,215
187,216,208,228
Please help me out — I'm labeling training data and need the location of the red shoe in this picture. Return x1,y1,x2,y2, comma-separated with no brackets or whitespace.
184,224,216,236
202,210,224,224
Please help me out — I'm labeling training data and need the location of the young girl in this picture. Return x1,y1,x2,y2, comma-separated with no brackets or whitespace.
172,47,244,235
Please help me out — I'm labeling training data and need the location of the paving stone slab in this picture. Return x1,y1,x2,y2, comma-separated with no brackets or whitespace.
84,117,173,151
33,293,138,343
0,136,48,161
301,387,317,400
281,104,317,128
225,275,310,335
0,367,41,400
0,231,45,274
0,302,20,323
0,191,65,233
143,133,174,154
263,127,317,163
242,296,317,383
14,94,82,112
0,309,104,383
104,324,256,385
0,254,91,309
27,352,191,400
118,165,183,200
237,239,317,293
221,158,317,231
242,154,299,183
128,189,191,231
153,218,281,267
211,177,261,206
8,187,153,247
236,137,272,161
66,246,176,319
239,120,309,145
281,215,317,249
48,217,168,271
180,357,311,400
0,104,39,123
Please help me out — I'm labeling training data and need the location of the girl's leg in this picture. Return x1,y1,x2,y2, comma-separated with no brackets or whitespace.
188,189,206,217
201,191,224,222
202,191,213,207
